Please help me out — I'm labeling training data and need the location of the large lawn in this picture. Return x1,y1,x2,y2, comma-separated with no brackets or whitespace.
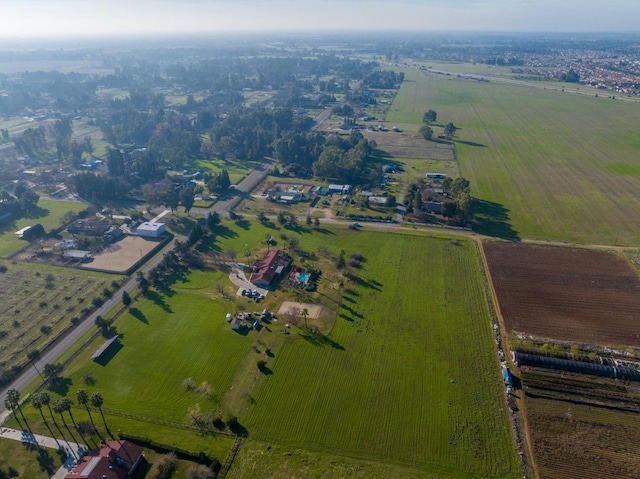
0,199,88,257
238,230,520,478
388,68,640,245
12,221,519,477
0,437,65,479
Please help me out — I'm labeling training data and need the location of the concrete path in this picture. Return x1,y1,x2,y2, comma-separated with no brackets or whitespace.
0,425,86,479
228,262,268,296
150,209,171,223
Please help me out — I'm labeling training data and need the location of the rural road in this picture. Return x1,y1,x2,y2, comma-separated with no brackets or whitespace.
0,157,277,416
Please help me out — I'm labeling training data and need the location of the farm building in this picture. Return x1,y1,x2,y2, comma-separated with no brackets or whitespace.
268,191,304,204
15,223,45,240
91,335,119,360
104,226,126,243
426,173,447,180
134,222,166,238
231,317,243,330
368,196,388,206
64,440,143,479
328,184,352,194
63,250,91,260
251,249,292,287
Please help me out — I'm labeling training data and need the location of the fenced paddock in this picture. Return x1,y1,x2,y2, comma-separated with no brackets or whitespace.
80,235,168,274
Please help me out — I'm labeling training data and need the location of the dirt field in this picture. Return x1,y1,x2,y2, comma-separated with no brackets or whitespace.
484,242,640,347
526,394,640,479
80,235,166,273
277,301,322,319
364,131,455,160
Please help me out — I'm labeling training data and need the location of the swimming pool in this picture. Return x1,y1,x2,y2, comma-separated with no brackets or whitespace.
298,272,310,284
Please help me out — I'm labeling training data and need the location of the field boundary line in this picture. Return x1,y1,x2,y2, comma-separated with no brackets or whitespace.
217,436,243,479
476,238,537,479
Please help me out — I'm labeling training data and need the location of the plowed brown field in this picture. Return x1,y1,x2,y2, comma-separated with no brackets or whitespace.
484,242,640,347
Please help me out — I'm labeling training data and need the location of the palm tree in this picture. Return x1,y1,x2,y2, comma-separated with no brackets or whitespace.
5,389,23,421
59,397,75,427
53,400,66,426
90,392,107,429
75,388,93,425
301,308,309,329
38,391,55,423
31,393,47,423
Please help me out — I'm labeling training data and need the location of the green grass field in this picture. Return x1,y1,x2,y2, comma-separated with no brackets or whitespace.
0,437,65,479
0,199,88,257
240,231,519,478
9,220,519,478
387,68,640,245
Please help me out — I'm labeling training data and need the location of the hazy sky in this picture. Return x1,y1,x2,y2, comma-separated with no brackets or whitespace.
0,0,638,38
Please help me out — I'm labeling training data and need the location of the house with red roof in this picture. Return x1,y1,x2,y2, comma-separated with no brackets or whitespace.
250,250,292,288
64,440,144,479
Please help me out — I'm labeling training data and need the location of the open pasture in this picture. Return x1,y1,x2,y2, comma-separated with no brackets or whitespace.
389,68,640,244
11,220,521,478
0,199,88,258
242,232,520,478
484,242,640,347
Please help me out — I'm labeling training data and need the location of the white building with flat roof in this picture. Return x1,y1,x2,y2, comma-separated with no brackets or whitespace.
134,222,166,238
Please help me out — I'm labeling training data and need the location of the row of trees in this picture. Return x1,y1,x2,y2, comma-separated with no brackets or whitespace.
419,109,457,141
0,181,39,216
4,386,106,431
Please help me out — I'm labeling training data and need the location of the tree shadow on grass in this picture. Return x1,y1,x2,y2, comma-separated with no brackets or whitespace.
25,206,50,220
340,303,363,319
129,307,148,324
144,290,173,313
298,331,345,351
472,199,520,240
344,272,382,292
454,139,486,148
215,224,239,240
312,227,336,235
196,234,221,253
48,377,72,396
227,420,248,437
35,447,56,474
235,219,251,230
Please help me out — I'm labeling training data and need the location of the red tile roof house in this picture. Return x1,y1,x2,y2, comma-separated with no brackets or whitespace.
64,440,144,479
250,250,292,288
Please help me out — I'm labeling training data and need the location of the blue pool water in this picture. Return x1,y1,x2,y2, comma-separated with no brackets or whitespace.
298,272,310,284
